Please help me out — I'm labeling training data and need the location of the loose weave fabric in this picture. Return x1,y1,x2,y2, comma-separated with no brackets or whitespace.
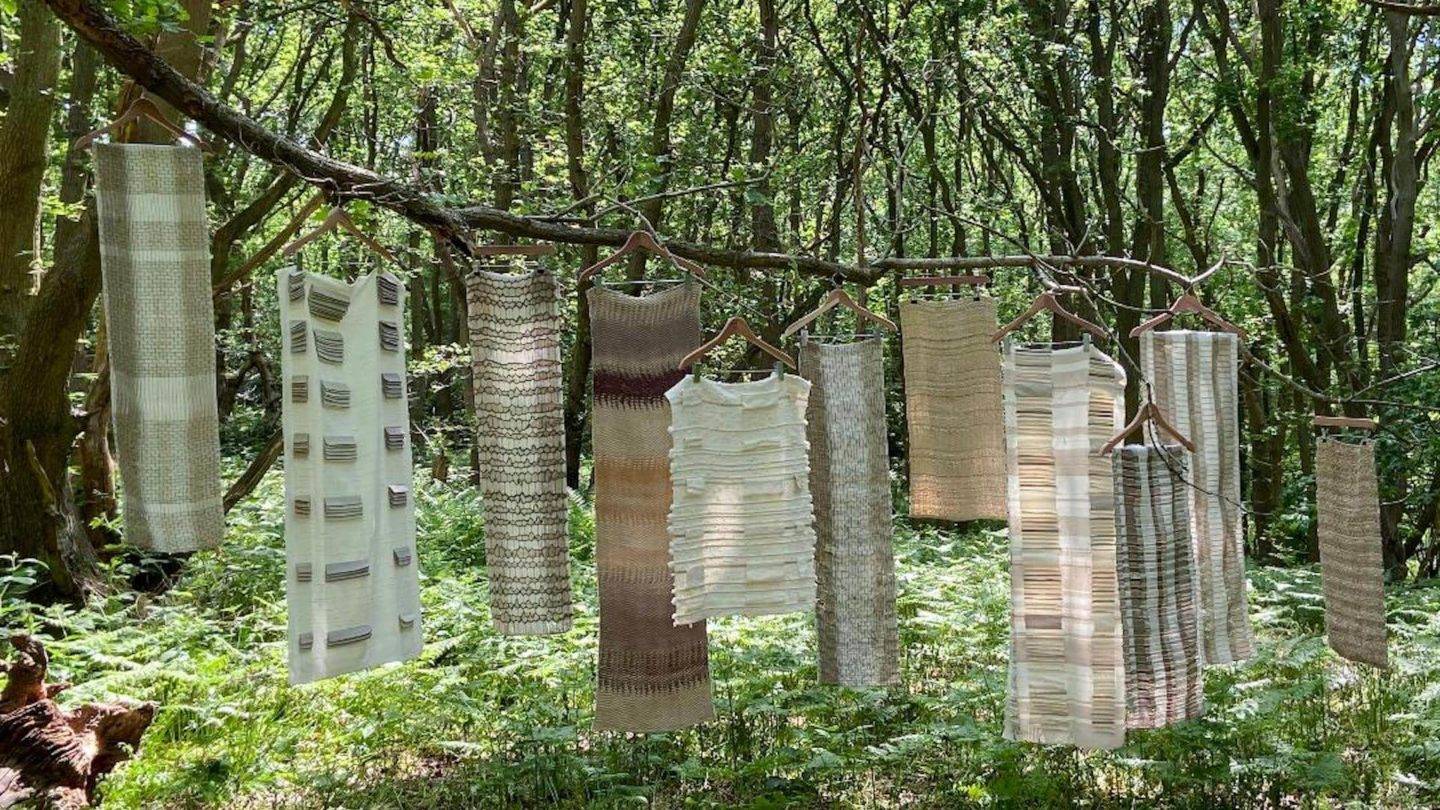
899,298,1006,521
588,283,713,732
1140,331,1254,665
665,373,818,626
1316,437,1388,668
801,338,900,686
93,144,223,552
280,270,422,684
1113,444,1205,728
1002,341,1127,750
465,269,573,635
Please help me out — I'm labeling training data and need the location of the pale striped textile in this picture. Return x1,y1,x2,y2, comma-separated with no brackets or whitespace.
1002,341,1127,750
1113,444,1205,728
801,338,899,686
665,373,817,625
94,144,223,552
466,269,573,635
1316,437,1387,668
1140,331,1254,665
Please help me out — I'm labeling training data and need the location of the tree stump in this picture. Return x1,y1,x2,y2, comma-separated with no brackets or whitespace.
0,635,155,809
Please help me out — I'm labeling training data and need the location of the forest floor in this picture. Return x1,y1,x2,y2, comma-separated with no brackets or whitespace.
6,467,1440,809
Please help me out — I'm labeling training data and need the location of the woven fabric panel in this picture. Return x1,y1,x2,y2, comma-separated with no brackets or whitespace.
588,283,713,732
1140,331,1254,665
665,373,817,626
94,144,223,552
1002,341,1127,750
899,298,1006,521
1113,444,1205,728
280,270,422,684
465,270,573,635
1316,437,1388,668
801,338,900,686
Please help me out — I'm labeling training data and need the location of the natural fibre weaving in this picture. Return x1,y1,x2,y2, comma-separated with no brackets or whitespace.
588,283,713,732
1140,331,1254,665
1113,444,1205,728
1316,437,1388,668
1002,340,1127,750
801,337,900,686
280,269,422,684
466,268,572,635
899,298,1007,521
93,144,223,552
665,373,817,626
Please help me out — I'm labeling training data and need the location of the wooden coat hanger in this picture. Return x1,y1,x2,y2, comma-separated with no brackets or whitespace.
578,231,707,283
1101,402,1196,455
679,316,796,372
279,207,401,269
74,97,212,152
780,287,897,339
1130,292,1246,339
991,290,1108,343
1314,414,1377,431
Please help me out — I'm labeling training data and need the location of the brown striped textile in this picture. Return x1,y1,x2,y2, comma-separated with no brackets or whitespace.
588,282,713,731
1002,341,1127,750
1140,331,1254,665
466,269,573,635
1113,444,1205,728
899,298,1007,521
1316,437,1388,668
801,338,900,686
94,144,223,552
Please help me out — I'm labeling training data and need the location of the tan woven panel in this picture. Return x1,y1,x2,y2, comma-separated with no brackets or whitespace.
1316,437,1388,668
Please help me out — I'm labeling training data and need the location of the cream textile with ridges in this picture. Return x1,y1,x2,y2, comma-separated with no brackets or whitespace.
1316,437,1388,668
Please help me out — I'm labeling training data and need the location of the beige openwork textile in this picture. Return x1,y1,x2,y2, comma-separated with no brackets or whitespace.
1113,444,1205,728
94,144,223,552
1140,331,1254,665
665,373,817,626
1316,437,1388,668
589,283,713,732
801,338,900,686
899,298,1006,521
1002,341,1127,750
466,269,573,635
280,270,422,684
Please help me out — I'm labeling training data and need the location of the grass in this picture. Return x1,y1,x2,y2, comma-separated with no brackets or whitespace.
6,466,1440,808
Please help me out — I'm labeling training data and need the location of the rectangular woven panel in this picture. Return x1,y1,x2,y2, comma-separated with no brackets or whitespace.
1316,437,1388,668
1002,341,1127,750
93,144,223,552
588,283,713,732
466,269,573,635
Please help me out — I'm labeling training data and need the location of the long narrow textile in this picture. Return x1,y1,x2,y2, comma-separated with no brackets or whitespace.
1113,444,1205,728
1316,437,1387,668
665,373,817,626
93,144,223,552
1002,341,1127,750
588,283,713,731
801,338,900,686
1140,331,1254,664
899,298,1006,521
465,269,572,635
280,269,422,684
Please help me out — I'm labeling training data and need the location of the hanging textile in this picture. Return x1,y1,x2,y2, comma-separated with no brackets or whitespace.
93,144,223,552
899,298,1006,521
588,283,713,732
1002,340,1127,750
1113,444,1205,728
1316,437,1388,668
1140,331,1254,665
665,372,817,626
280,269,422,684
801,338,900,686
465,269,573,635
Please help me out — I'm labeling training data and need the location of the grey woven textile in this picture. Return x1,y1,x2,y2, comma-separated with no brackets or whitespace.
801,337,900,687
1316,437,1388,668
1113,444,1205,728
93,144,223,552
